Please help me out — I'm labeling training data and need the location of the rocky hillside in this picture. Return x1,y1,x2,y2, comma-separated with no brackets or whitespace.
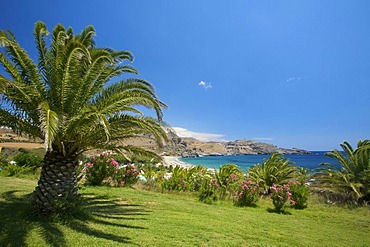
168,136,309,157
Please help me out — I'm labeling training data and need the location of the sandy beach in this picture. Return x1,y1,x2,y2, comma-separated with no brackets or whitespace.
162,156,193,168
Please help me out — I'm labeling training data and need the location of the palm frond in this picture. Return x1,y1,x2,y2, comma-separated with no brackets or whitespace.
1,30,45,98
75,25,96,48
34,21,49,78
38,101,59,150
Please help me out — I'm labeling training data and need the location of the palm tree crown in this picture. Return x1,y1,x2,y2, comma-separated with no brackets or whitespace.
0,21,167,156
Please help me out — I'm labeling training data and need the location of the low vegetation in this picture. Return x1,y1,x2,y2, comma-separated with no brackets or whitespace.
0,176,369,246
320,140,370,203
0,140,369,245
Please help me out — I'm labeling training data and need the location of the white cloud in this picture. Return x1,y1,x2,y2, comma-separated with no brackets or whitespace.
172,127,224,142
251,137,274,141
198,80,212,89
286,77,302,82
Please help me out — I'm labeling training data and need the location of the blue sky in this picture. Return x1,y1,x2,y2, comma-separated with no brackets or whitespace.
1,0,370,150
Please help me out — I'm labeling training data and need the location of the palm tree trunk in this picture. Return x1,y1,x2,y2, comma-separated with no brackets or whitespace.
33,150,80,213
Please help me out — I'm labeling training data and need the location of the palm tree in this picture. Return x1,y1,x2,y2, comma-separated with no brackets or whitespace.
0,22,168,213
248,153,298,194
320,140,370,201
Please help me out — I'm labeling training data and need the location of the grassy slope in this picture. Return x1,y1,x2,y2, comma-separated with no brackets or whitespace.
0,177,369,247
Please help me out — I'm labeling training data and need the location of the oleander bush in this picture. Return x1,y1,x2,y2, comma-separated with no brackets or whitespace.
81,152,141,187
233,180,259,207
270,183,295,213
288,180,309,209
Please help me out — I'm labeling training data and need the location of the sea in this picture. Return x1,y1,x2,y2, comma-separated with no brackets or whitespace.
180,151,341,172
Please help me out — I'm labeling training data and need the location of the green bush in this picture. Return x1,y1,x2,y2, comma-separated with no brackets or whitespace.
113,164,140,187
249,153,298,194
2,163,34,176
270,184,293,213
288,180,309,209
233,180,259,207
81,152,141,187
214,164,242,200
141,164,166,187
13,152,43,169
82,153,119,185
161,166,188,191
0,155,9,168
187,165,212,192
320,140,370,204
199,177,219,204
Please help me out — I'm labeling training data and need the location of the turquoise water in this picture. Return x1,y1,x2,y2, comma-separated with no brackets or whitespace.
181,151,340,172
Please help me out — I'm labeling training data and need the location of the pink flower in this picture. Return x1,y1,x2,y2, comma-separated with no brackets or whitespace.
127,169,131,174
111,159,119,166
270,185,278,191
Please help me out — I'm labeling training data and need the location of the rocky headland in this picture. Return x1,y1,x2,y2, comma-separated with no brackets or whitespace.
0,128,309,157
168,136,309,157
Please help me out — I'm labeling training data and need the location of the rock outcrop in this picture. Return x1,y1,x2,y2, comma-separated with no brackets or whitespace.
163,135,309,157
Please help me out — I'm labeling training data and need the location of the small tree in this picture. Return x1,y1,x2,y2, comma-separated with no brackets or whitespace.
0,22,168,213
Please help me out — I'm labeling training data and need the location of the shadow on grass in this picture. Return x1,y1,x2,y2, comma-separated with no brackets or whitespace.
266,208,292,215
0,190,149,246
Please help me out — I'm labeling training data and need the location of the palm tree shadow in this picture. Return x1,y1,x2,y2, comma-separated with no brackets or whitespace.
0,190,149,246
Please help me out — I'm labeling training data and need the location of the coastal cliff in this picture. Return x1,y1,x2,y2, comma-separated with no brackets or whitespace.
166,135,309,157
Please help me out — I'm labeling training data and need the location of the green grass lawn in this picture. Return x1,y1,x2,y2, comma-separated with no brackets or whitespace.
0,177,369,246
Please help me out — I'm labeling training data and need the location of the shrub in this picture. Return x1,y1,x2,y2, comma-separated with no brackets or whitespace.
199,177,219,204
83,153,118,185
0,155,9,169
186,165,211,192
270,183,295,213
215,164,243,200
141,164,166,187
233,180,259,207
2,163,34,176
82,152,141,187
320,140,370,204
249,153,298,194
161,166,189,191
288,180,309,209
113,163,140,187
13,152,43,169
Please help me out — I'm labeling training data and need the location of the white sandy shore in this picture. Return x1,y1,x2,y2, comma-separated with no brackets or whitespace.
161,156,193,168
